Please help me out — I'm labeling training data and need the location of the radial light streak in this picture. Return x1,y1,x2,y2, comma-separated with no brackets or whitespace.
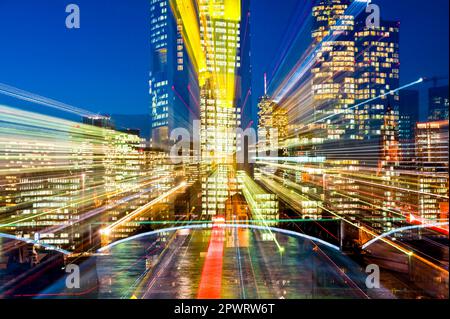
362,222,450,249
97,224,340,253
238,171,283,252
102,182,187,234
0,83,98,117
313,78,424,125
0,233,70,255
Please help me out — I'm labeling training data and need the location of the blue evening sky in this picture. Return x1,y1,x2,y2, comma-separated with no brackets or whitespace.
0,0,448,121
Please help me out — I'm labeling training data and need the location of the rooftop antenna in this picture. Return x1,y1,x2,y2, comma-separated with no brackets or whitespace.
264,73,267,96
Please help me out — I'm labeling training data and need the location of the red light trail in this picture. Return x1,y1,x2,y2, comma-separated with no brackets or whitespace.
197,218,225,299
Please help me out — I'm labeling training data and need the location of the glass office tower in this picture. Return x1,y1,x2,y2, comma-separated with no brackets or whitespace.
150,0,198,150
198,0,251,217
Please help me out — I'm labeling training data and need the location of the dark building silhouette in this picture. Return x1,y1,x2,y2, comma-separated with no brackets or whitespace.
428,85,449,121
399,90,420,160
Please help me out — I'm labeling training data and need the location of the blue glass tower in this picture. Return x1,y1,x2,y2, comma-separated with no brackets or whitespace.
150,0,198,150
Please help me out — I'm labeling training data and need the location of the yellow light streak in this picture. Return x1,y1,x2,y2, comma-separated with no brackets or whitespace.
103,182,187,233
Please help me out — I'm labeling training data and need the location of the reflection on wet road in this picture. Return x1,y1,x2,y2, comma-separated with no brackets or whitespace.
93,227,391,299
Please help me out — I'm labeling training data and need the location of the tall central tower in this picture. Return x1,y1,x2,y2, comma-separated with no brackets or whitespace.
169,0,251,218
198,0,250,217
199,0,242,164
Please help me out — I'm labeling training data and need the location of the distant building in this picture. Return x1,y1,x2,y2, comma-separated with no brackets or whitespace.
428,85,449,121
399,90,420,161
225,193,250,222
82,115,113,129
110,114,152,139
120,128,141,137
257,94,288,154
416,121,449,221
0,108,173,252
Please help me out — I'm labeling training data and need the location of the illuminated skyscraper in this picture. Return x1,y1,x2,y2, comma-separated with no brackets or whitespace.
353,18,401,231
257,94,288,154
198,0,251,217
312,0,355,141
150,0,198,150
309,2,404,230
354,19,400,144
311,1,401,144
311,0,359,219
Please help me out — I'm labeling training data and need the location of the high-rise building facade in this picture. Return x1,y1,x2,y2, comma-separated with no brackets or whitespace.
354,18,402,231
310,0,358,220
354,19,400,143
198,0,251,217
150,0,198,150
428,85,449,121
416,121,449,222
312,0,355,141
305,1,403,231
257,95,288,153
